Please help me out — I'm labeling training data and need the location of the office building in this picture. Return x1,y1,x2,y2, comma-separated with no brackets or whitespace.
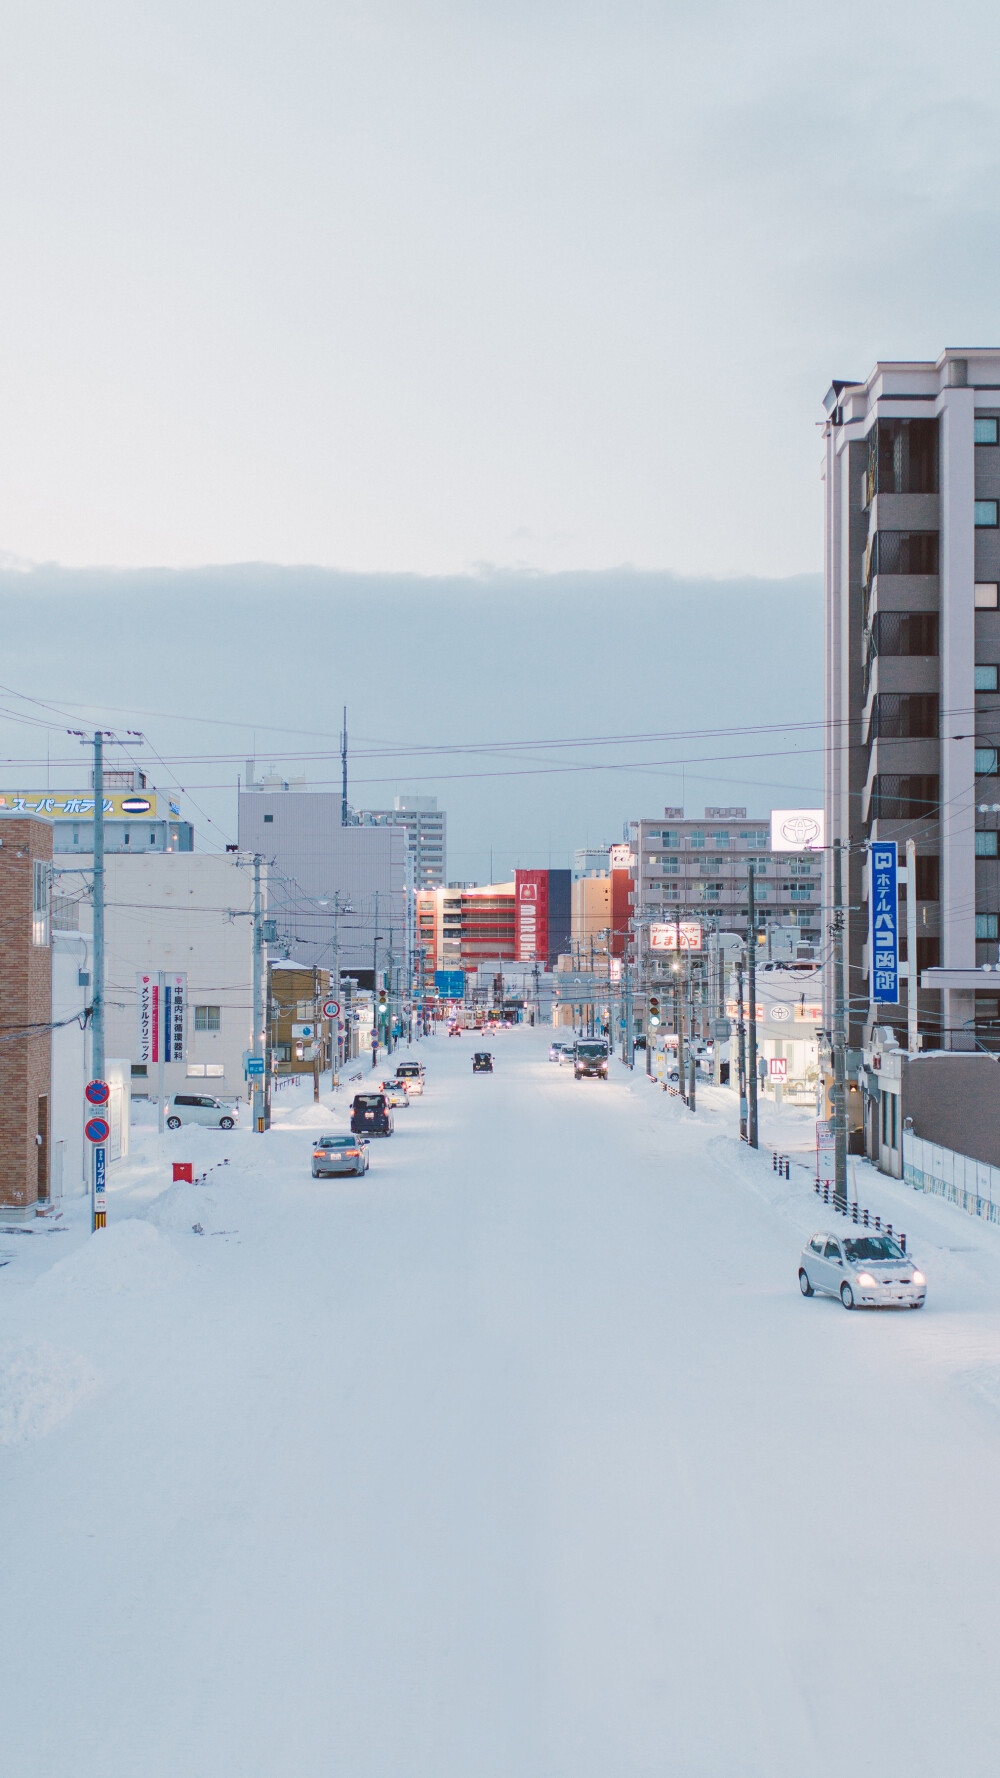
0,771,193,854
0,815,53,1215
628,809,821,942
823,348,1000,1053
238,787,409,981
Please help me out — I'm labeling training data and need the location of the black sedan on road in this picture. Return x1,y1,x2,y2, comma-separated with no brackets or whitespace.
472,1052,494,1072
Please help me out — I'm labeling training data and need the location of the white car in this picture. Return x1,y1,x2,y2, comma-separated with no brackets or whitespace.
798,1230,925,1310
165,1093,238,1131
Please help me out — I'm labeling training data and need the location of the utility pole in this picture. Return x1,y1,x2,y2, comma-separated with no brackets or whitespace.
832,840,848,1208
676,961,686,1102
687,959,696,1111
747,861,758,1148
372,890,380,1069
157,969,166,1137
312,964,320,1102
736,959,747,1140
332,892,343,1080
340,707,348,826
906,836,918,1055
91,731,107,1228
252,853,265,1132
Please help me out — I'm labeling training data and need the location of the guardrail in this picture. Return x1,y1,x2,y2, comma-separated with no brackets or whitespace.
903,1132,1000,1226
812,1177,905,1250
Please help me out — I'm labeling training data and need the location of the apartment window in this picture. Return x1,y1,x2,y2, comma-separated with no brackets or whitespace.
194,1005,221,1031
915,855,940,900
976,914,999,940
976,746,999,775
689,831,705,848
976,831,999,857
869,775,940,820
264,813,273,823
975,417,1000,445
867,692,939,742
975,501,999,529
707,831,731,848
32,860,49,946
870,611,939,658
131,1064,148,1077
869,418,938,497
186,1063,226,1078
976,582,999,608
975,664,999,692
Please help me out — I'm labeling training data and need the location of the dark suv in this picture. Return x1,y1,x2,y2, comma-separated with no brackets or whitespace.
472,1052,493,1072
350,1092,394,1136
574,1041,609,1080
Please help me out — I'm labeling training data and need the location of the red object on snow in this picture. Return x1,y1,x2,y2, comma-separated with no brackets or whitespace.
173,1163,193,1183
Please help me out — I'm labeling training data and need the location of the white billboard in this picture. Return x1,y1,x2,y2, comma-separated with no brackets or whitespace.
650,921,702,951
609,844,634,869
770,809,825,852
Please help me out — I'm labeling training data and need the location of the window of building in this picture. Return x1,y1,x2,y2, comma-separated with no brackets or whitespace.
975,501,999,529
707,831,731,848
688,831,705,848
186,1063,225,1077
869,530,940,575
869,775,940,820
914,854,940,900
976,914,999,940
976,746,999,775
32,860,49,946
975,664,999,692
194,1005,221,1031
869,418,938,497
264,813,273,823
976,583,1000,608
131,1064,148,1077
976,831,999,857
975,417,1000,446
738,829,769,846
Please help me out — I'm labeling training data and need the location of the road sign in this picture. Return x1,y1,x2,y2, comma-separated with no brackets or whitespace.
712,1018,731,1041
322,999,341,1019
291,1022,315,1039
93,1144,106,1230
85,1116,111,1143
245,1057,265,1078
85,1079,110,1105
769,1058,788,1079
434,970,465,999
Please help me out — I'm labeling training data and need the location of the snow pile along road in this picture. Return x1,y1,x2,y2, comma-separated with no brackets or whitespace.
2,1029,1000,1778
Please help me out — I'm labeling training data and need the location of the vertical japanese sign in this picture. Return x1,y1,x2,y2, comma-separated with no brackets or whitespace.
137,974,156,1062
870,842,899,1003
164,974,186,1062
93,1145,107,1229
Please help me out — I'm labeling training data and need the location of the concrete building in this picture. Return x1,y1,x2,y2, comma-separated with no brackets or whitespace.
629,808,822,942
514,869,571,967
268,962,331,1083
238,788,409,982
571,873,612,963
0,815,53,1215
361,796,446,889
824,348,1000,1053
573,847,610,880
97,853,260,1104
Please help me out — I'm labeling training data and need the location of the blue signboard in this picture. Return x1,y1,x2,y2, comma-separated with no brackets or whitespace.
871,841,899,1003
434,970,466,999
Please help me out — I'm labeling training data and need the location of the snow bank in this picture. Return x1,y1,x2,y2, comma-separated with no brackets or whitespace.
0,1338,99,1446
34,1217,183,1301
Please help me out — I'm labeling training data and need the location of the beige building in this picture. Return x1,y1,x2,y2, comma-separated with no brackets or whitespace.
571,872,612,964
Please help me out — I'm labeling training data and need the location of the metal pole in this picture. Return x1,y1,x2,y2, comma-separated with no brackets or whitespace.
372,891,379,1069
747,862,758,1148
157,968,165,1136
313,964,320,1101
252,853,264,1132
688,960,696,1111
91,731,107,1230
676,963,686,1102
832,841,848,1208
332,893,342,1077
906,837,918,1054
736,960,747,1140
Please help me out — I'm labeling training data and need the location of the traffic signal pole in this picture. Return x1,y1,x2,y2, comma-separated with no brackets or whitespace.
747,861,758,1148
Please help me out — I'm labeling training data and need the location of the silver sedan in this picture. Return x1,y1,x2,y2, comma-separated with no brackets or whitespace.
798,1230,925,1310
312,1135,370,1178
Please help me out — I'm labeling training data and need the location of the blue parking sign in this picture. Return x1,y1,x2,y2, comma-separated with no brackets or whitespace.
870,841,899,1003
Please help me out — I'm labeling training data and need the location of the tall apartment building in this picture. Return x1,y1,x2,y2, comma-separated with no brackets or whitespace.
629,808,821,942
823,348,1000,1053
0,814,53,1215
358,795,447,889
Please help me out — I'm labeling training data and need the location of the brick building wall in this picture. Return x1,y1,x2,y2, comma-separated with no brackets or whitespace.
0,815,53,1211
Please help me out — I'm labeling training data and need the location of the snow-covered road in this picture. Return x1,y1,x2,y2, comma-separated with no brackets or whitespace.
4,1029,1000,1777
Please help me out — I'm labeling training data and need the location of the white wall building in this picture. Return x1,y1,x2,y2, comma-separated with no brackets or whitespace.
100,854,259,1104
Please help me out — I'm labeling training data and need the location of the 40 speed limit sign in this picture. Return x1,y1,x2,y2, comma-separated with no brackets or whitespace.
322,999,341,1019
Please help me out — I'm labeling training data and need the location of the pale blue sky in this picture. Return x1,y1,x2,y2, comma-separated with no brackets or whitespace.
3,0,1000,575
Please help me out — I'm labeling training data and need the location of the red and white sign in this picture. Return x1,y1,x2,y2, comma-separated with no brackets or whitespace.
650,921,702,951
609,844,634,870
515,869,548,962
769,1058,788,1079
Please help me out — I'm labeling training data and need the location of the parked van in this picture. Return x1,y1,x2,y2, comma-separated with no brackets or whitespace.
165,1094,238,1130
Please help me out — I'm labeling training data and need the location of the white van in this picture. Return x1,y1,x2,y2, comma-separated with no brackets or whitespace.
166,1093,238,1130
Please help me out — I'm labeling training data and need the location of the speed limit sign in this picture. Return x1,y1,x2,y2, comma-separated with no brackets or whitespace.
322,999,341,1019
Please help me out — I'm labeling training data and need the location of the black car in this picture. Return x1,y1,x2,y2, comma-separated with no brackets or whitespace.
574,1040,609,1079
350,1092,394,1136
472,1052,493,1072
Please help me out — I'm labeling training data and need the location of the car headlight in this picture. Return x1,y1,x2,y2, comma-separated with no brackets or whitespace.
856,1272,877,1287
911,1270,925,1286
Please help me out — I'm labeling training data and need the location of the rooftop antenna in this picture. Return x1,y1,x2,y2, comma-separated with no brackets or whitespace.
341,706,348,826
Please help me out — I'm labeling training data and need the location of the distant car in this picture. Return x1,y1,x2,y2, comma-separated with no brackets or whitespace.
312,1135,370,1177
549,1040,571,1062
798,1231,925,1310
350,1093,394,1137
472,1052,493,1072
379,1079,410,1107
447,1026,462,1037
166,1093,237,1130
395,1063,424,1095
574,1040,609,1080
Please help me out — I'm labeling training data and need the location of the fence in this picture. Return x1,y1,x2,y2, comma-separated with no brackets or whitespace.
903,1132,1000,1226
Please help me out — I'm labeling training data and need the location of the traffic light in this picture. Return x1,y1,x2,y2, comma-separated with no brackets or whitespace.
378,988,387,1016
649,995,660,1027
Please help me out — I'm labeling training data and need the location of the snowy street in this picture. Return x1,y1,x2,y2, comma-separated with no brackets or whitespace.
4,1027,1000,1777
